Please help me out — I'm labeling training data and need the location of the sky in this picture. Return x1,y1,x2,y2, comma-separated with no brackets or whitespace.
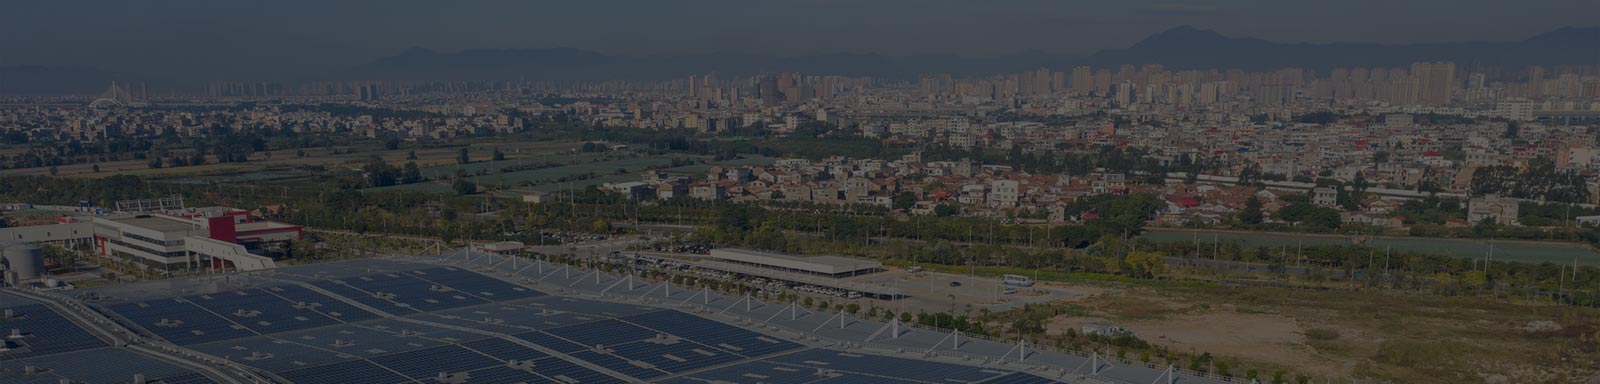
3,0,1596,79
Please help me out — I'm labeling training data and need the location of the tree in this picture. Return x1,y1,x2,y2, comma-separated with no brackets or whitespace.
1125,251,1167,278
457,147,471,164
406,150,418,160
1274,203,1341,229
362,155,398,187
401,162,423,184
91,164,101,173
892,192,917,211
934,203,959,217
492,148,506,161
1460,270,1488,288
452,178,477,195
1239,196,1264,225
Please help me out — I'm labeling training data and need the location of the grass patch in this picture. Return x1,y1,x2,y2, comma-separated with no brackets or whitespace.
1305,328,1341,341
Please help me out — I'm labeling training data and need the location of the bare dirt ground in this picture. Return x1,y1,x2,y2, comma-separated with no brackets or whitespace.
1023,280,1600,383
1045,299,1349,377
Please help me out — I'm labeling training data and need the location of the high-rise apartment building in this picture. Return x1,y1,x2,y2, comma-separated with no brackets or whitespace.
1411,61,1456,105
1071,66,1092,93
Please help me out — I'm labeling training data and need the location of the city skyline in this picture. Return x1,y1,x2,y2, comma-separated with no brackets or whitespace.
5,0,1599,81
4,24,1598,97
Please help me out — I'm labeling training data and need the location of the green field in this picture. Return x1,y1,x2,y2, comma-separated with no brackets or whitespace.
415,153,612,179
370,153,780,194
518,175,641,193
1144,228,1600,266
374,157,677,192
715,155,778,166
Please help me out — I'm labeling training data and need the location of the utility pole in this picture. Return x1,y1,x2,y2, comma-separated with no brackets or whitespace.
1383,245,1391,277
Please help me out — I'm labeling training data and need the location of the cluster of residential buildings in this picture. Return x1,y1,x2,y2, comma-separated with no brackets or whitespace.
6,63,1600,145
594,149,1572,231
4,63,1599,233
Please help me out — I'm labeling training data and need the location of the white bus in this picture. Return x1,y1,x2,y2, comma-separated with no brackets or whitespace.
1001,274,1034,287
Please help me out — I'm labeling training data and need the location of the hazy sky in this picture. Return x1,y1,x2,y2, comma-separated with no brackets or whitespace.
4,0,1596,78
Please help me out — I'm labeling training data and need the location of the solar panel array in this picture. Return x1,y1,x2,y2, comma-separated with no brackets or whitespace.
0,303,104,359
46,260,1089,383
0,293,218,384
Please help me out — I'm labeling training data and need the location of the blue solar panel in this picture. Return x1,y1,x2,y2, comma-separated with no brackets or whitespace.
463,360,629,384
405,267,544,301
105,299,257,345
181,289,342,335
570,350,666,380
309,280,416,314
456,366,554,384
319,272,491,313
517,357,629,384
368,344,501,379
622,310,801,358
532,297,656,318
0,304,105,359
812,374,928,384
607,340,744,374
262,284,382,322
358,318,496,344
655,362,811,384
983,372,1066,384
276,359,415,384
275,321,454,356
189,336,357,373
543,319,656,348
0,372,67,384
405,309,532,335
21,348,205,384
512,331,586,353
460,338,553,362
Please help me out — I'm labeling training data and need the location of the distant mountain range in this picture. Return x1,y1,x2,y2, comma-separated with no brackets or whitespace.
1082,26,1600,71
6,26,1598,95
341,47,1075,82
343,25,1600,81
